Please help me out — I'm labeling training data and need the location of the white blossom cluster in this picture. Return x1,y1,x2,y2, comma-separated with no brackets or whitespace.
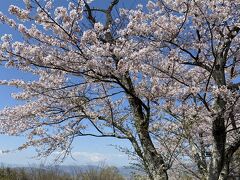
0,0,239,177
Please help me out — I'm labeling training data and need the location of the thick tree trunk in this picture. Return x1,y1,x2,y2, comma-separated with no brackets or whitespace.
218,163,230,180
132,100,168,180
207,154,231,180
207,115,226,180
128,134,168,180
137,124,168,180
124,75,168,180
207,60,228,180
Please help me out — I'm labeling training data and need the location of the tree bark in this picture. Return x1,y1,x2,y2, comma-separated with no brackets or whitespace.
206,59,227,180
136,118,168,180
207,114,226,180
124,75,168,180
128,96,168,180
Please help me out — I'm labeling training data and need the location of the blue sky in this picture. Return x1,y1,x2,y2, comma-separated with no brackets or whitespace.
0,0,147,167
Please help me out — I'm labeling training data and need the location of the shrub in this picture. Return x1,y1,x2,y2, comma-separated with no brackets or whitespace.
0,165,125,180
75,166,125,180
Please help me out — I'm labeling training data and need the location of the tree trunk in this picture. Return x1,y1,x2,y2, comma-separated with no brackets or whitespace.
218,163,230,180
207,154,231,180
128,134,168,180
207,62,228,180
124,75,168,180
207,115,226,180
137,124,168,180
131,98,168,180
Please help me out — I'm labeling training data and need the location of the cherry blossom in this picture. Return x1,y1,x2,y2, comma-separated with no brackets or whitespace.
0,0,240,179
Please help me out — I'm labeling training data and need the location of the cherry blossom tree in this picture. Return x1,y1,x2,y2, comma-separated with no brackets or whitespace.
0,0,240,179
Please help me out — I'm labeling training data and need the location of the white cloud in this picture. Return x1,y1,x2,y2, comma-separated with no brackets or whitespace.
52,151,128,166
71,151,106,163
